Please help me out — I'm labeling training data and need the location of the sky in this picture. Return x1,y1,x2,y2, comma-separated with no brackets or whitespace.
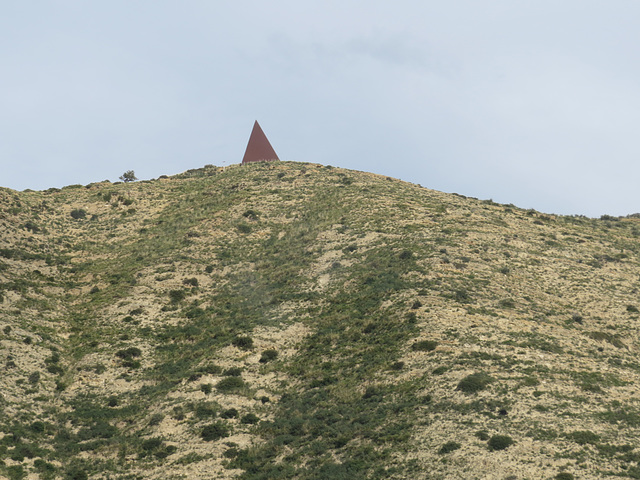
2,1,640,217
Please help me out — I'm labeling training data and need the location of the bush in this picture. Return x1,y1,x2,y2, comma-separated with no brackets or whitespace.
232,336,254,350
498,298,515,309
259,349,278,363
183,277,199,287
488,435,514,451
456,373,493,394
216,376,245,393
28,371,41,384
141,438,163,452
391,361,405,371
70,209,87,220
454,289,472,303
200,384,213,395
399,250,413,260
220,408,239,419
30,421,46,433
555,473,575,480
64,465,88,480
567,430,600,445
412,340,438,352
201,422,230,441
627,305,639,313
149,413,164,426
169,289,186,303
223,367,243,377
116,347,142,360
243,209,260,220
7,465,26,480
237,224,252,234
438,441,462,454
241,413,260,424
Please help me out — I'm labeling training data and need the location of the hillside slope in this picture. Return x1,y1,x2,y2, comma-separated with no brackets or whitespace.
2,162,640,479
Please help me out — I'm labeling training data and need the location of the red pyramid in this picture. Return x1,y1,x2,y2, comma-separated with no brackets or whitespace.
242,121,279,164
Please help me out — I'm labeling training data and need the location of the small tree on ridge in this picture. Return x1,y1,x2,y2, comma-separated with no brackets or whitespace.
120,170,137,183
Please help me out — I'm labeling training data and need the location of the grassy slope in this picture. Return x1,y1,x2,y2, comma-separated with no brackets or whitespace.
1,162,640,479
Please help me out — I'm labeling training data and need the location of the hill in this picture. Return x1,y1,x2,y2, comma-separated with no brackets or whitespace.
2,162,640,479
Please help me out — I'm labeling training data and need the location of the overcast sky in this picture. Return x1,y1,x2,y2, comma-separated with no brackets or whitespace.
2,1,640,217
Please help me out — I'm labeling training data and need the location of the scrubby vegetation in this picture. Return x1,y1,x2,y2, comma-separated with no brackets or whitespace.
3,162,640,478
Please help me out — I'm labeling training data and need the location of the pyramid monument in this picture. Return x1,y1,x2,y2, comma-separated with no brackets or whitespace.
242,121,280,164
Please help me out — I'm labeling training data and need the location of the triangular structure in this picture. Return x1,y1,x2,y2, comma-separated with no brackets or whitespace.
242,121,280,164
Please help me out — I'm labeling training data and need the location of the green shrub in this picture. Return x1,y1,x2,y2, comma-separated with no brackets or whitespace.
241,413,260,424
70,209,87,220
454,289,472,303
391,361,405,371
201,422,230,441
259,349,278,363
438,441,461,454
456,373,493,394
237,224,252,234
412,340,438,352
220,408,239,419
200,384,213,395
183,277,199,287
23,221,40,233
30,421,46,433
149,413,164,426
488,435,514,451
141,438,164,452
498,298,515,309
232,336,254,350
216,376,245,393
555,473,575,480
399,249,413,260
627,305,639,313
64,465,88,480
185,307,206,319
116,347,142,360
28,371,41,384
33,459,56,475
7,465,26,480
243,209,260,220
223,367,243,377
567,430,600,445
169,289,186,303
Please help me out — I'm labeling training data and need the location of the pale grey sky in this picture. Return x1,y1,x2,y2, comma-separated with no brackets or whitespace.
2,1,640,217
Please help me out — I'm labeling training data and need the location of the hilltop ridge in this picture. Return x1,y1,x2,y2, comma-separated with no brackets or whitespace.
2,162,640,479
